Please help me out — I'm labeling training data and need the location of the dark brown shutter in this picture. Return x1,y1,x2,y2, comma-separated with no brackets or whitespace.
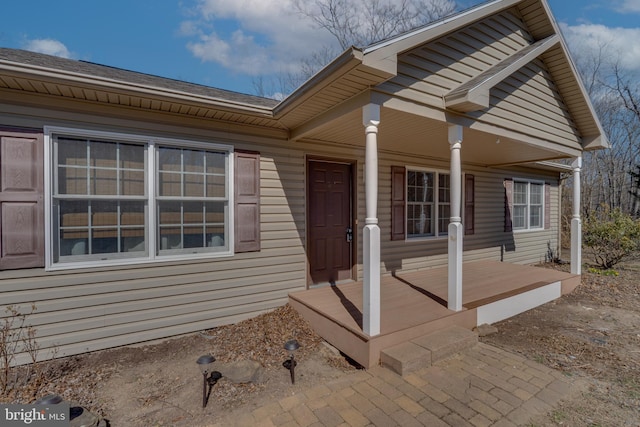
464,174,475,235
544,182,551,229
234,151,260,252
0,128,44,269
504,178,513,232
391,166,406,241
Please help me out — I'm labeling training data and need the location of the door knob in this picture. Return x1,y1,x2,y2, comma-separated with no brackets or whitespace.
346,227,353,243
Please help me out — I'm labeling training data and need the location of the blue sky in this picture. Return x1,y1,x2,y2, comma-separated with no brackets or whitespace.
1,0,639,97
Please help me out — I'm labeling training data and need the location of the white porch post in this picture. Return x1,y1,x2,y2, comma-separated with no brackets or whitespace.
571,157,582,275
363,104,381,336
448,125,463,311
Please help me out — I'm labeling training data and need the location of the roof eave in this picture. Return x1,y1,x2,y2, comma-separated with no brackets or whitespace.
536,0,609,151
0,59,275,117
530,160,573,172
583,134,609,151
362,0,522,60
273,47,371,117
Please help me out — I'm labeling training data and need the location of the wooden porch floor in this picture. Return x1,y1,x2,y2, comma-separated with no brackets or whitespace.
289,260,579,368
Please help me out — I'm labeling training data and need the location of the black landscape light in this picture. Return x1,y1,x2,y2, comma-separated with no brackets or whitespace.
35,394,107,427
283,339,300,384
196,354,222,408
34,394,64,405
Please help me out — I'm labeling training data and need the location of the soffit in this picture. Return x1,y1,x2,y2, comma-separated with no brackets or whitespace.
299,105,576,167
330,0,607,152
273,49,394,129
0,49,285,131
289,0,600,163
516,0,606,149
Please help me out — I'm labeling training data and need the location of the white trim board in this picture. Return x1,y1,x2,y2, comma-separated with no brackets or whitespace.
476,281,561,325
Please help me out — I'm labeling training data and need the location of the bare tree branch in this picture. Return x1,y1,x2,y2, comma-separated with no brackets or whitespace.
290,0,455,77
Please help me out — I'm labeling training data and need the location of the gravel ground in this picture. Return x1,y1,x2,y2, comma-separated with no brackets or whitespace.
1,304,357,426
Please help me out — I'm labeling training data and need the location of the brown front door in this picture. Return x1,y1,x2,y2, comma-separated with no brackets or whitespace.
308,160,353,285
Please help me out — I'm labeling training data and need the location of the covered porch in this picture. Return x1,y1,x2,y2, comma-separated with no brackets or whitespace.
280,0,605,369
289,260,579,368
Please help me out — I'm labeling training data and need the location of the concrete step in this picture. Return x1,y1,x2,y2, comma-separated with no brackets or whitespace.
380,326,478,376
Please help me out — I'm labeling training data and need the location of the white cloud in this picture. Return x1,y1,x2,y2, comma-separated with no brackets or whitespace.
178,20,200,37
188,30,273,75
560,23,640,71
182,0,334,76
23,39,72,58
615,0,640,13
179,0,470,79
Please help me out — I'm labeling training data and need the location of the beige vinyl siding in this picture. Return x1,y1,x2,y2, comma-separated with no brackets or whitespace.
2,108,562,365
463,169,560,264
1,108,365,364
1,88,562,364
376,9,581,150
541,45,601,139
0,121,562,364
0,107,307,364
360,152,560,279
470,59,580,145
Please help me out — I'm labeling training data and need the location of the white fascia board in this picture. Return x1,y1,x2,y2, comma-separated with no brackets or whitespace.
363,0,522,58
0,60,273,117
537,0,609,150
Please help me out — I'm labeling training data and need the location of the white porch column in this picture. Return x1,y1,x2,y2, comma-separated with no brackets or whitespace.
571,157,582,275
363,104,381,336
448,125,463,312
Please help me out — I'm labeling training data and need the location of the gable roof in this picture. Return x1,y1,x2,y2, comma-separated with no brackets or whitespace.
0,0,606,158
276,0,607,152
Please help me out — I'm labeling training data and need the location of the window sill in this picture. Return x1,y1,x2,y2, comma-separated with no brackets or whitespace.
513,227,545,234
405,235,448,242
45,250,234,272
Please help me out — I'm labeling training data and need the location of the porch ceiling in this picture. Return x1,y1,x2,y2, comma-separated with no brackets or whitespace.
297,105,573,167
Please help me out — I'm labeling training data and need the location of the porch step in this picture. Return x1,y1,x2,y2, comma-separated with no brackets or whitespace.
380,326,478,376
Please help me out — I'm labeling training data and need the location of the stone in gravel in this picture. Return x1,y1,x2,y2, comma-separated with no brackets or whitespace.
474,324,499,337
320,341,341,357
218,360,264,384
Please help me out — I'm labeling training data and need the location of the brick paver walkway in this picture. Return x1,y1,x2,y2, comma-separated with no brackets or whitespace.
213,343,584,426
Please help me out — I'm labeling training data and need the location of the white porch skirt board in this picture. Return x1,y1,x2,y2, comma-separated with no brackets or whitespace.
476,281,562,325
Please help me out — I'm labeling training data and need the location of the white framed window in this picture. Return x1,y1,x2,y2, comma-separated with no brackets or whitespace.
406,169,450,238
156,146,227,255
45,127,233,269
512,179,544,231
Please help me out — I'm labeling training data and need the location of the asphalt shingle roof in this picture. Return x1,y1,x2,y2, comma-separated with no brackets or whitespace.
0,48,279,109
